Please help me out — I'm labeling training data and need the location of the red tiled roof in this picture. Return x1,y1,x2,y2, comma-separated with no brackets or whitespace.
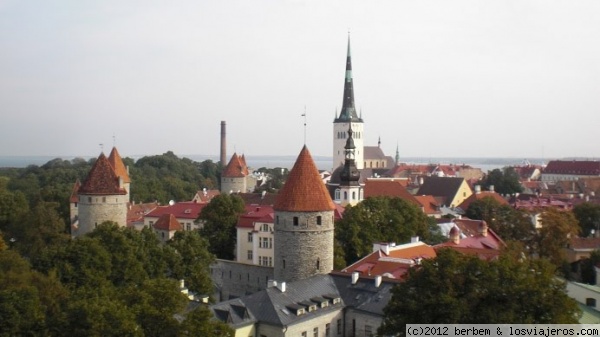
222,153,246,178
145,202,207,220
79,153,127,195
240,154,249,175
69,180,81,203
414,195,441,215
237,205,274,228
274,146,335,212
127,202,159,224
457,192,508,210
568,237,600,251
364,179,420,206
153,213,182,231
342,242,437,279
544,160,600,176
108,147,131,183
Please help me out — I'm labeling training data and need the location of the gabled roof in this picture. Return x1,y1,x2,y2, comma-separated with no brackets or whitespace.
544,160,600,176
145,202,207,220
237,205,274,228
222,153,246,178
568,237,600,251
435,219,505,259
364,179,420,206
220,274,343,326
414,195,442,215
457,191,508,210
342,241,437,280
364,146,386,160
274,146,335,212
127,202,159,225
79,153,127,195
107,147,131,183
153,213,182,231
416,176,468,205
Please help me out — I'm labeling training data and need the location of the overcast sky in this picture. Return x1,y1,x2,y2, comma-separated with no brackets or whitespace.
1,1,599,161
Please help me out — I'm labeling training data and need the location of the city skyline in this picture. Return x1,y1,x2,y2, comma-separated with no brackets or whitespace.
1,1,599,159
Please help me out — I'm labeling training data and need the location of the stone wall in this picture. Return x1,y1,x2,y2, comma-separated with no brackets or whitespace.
211,259,274,301
76,194,127,237
221,177,246,194
274,210,334,283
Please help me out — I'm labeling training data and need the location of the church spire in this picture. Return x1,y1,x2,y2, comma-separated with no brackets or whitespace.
335,35,362,123
340,125,360,186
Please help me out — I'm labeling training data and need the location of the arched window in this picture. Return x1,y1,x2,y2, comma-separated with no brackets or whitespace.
334,189,340,200
344,191,348,200
352,191,356,200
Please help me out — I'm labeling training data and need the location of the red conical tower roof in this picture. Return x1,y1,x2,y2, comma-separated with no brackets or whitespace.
274,146,335,212
79,153,127,195
222,153,246,178
108,147,131,183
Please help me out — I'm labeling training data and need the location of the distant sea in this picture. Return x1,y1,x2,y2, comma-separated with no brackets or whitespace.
0,154,550,173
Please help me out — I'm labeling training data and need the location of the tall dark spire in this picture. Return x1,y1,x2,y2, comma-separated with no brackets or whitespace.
340,125,360,186
335,35,362,123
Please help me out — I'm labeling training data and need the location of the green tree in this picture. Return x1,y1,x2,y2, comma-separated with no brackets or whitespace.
465,196,536,245
167,230,215,295
179,306,235,337
198,194,245,260
535,208,580,267
335,196,431,266
478,167,523,195
378,249,580,336
573,202,600,237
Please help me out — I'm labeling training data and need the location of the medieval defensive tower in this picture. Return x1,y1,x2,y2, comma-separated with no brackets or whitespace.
75,152,127,237
273,146,336,283
333,35,364,170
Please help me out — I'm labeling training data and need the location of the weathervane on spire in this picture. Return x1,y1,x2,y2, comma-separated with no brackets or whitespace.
99,143,104,153
112,133,116,147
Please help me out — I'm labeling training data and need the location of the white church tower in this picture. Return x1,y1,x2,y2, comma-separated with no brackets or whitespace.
333,35,364,170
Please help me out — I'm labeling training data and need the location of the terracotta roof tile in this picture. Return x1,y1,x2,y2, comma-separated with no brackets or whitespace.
457,191,508,210
364,179,420,206
414,195,441,215
108,147,131,183
569,237,600,250
153,213,182,231
274,146,335,212
79,153,127,195
127,202,159,224
146,202,207,220
222,153,246,178
544,160,600,176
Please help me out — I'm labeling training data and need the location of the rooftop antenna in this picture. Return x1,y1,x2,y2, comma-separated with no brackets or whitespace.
301,106,307,145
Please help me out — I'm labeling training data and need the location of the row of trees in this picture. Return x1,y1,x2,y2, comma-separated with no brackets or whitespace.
0,152,221,228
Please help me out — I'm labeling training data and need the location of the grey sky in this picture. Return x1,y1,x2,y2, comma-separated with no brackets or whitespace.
1,0,599,160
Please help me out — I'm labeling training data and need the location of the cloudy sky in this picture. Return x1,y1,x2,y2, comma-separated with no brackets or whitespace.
1,1,599,161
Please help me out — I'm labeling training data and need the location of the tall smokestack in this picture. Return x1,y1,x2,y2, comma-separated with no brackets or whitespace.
220,121,227,166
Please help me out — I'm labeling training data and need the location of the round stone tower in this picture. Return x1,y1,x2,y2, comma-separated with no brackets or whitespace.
274,145,336,283
76,152,128,237
220,153,248,194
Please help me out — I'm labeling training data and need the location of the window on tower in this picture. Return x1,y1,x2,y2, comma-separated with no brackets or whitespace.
317,216,322,225
293,217,299,226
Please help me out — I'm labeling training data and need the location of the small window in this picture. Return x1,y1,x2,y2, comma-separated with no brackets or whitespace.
88,197,92,203
248,233,253,242
276,216,279,224
337,319,342,335
314,327,319,337
283,259,286,269
102,197,106,203
344,191,348,200
334,189,340,200
293,217,299,226
587,298,596,307
317,216,322,225
247,250,253,260
326,323,331,337
365,325,373,337
317,258,320,270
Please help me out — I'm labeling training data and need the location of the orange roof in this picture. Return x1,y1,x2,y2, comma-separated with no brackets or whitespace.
364,179,420,206
457,191,508,210
79,153,127,195
222,153,246,178
342,241,437,279
274,146,335,212
240,154,249,175
127,202,159,224
108,147,131,183
146,202,207,220
414,195,441,215
153,213,182,231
